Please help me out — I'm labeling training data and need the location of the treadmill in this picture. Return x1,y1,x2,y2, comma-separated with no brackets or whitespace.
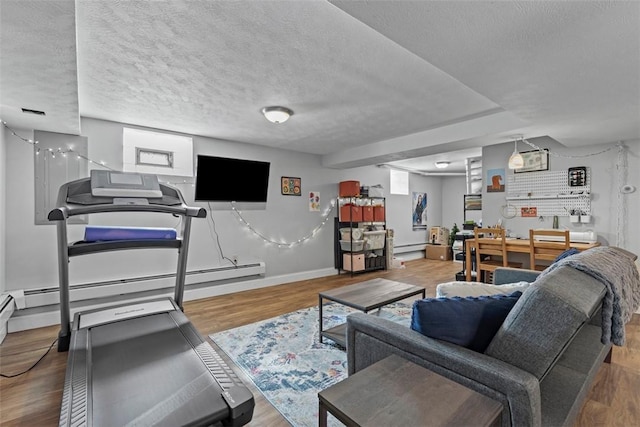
49,171,254,427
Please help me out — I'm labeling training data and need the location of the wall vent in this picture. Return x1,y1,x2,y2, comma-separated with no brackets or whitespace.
21,108,46,115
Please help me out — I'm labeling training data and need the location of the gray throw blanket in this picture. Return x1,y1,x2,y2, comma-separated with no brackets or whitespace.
539,246,640,346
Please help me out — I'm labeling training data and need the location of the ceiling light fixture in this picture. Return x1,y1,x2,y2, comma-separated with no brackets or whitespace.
434,161,450,169
508,137,525,169
261,106,293,124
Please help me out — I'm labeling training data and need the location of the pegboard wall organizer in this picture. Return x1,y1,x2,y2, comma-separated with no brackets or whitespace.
506,169,591,217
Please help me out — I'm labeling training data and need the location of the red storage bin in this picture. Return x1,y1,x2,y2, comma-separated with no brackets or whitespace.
339,204,362,222
339,181,360,197
362,205,374,222
373,206,385,222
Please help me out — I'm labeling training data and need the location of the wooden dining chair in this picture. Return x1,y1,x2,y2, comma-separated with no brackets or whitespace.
474,227,522,283
529,229,571,271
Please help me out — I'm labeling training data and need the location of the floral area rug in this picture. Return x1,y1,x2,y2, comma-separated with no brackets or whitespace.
209,302,412,427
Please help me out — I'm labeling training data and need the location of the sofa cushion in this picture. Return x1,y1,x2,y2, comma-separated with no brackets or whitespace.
436,281,530,298
485,265,606,380
410,291,522,352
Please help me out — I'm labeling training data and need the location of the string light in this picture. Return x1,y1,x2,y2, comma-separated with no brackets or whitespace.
3,118,342,248
2,120,116,171
231,200,337,248
520,138,618,158
616,142,628,248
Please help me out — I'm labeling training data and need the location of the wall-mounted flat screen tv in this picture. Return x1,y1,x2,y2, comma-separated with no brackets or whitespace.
194,155,271,202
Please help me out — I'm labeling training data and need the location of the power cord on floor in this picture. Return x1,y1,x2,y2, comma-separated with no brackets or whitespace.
0,338,58,378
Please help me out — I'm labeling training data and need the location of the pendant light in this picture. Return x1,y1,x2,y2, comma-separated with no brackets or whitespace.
508,137,524,169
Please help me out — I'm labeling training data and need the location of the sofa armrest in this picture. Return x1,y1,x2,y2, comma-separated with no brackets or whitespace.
346,313,541,427
493,267,541,285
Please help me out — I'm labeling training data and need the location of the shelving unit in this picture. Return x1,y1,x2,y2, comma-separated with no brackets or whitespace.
463,194,482,226
335,196,387,275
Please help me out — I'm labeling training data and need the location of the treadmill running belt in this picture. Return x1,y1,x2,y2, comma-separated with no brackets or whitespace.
89,313,228,426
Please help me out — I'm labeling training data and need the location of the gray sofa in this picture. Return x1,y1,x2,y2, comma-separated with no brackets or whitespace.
346,248,639,427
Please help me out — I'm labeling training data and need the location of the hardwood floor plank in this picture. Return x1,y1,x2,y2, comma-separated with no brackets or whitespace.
1,259,638,426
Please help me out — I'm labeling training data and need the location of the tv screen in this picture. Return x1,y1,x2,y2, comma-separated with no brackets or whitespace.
194,155,271,202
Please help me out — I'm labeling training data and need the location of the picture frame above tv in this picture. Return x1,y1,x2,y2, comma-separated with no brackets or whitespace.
194,155,271,203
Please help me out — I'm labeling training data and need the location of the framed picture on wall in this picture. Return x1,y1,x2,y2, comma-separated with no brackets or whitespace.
412,192,427,230
281,176,301,195
514,149,549,173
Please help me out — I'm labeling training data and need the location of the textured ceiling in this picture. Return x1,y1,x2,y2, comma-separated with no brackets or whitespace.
1,1,639,173
0,0,79,135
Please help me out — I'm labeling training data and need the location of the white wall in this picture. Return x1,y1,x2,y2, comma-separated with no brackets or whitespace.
441,176,467,232
0,125,7,293
3,118,445,293
482,137,640,256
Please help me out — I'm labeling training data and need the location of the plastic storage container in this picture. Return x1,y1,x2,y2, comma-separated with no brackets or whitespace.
340,239,365,251
339,228,364,240
363,230,386,250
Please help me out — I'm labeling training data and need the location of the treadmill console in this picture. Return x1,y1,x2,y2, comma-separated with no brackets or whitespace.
90,170,162,198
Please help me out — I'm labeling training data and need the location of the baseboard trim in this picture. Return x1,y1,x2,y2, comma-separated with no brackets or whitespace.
1,295,16,344
7,267,337,333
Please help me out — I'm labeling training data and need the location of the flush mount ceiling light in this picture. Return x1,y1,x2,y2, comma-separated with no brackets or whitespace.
508,136,525,169
261,106,293,124
434,161,450,169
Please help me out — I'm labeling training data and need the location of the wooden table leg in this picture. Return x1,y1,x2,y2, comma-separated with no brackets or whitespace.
466,240,473,281
318,295,324,344
318,400,328,427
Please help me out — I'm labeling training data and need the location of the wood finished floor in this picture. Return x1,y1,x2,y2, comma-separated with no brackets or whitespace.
1,259,639,426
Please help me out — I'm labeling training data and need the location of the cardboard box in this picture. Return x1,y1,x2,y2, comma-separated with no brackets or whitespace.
429,226,449,245
343,253,365,271
425,244,452,261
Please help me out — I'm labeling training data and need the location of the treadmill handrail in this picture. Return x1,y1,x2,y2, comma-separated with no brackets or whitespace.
47,177,206,220
48,204,205,220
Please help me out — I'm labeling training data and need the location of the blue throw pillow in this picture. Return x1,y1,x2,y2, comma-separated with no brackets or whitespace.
410,291,522,352
553,248,580,263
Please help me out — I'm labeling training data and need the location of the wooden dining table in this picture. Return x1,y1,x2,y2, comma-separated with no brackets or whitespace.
464,238,600,281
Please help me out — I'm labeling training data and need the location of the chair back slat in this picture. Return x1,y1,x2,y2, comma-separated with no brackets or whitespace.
529,229,570,270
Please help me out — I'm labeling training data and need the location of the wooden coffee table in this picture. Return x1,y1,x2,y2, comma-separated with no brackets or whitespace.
318,278,425,347
318,354,503,427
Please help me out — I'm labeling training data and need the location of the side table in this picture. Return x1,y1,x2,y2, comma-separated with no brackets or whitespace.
318,354,502,427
